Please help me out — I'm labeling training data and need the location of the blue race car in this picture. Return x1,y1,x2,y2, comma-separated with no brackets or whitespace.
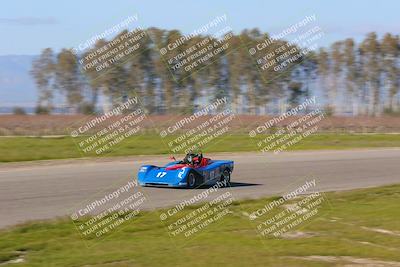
137,152,234,188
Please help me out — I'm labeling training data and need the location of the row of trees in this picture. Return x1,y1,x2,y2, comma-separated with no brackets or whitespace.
31,27,400,116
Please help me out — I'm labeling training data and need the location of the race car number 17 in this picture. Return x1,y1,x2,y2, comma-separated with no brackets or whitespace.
156,172,167,178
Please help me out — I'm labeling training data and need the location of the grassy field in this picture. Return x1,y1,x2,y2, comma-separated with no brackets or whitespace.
0,184,399,266
1,133,400,162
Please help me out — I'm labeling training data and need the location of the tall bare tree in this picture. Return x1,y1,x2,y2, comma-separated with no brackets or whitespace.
30,48,55,113
343,38,358,115
381,33,399,112
330,41,344,114
360,32,381,115
55,49,83,113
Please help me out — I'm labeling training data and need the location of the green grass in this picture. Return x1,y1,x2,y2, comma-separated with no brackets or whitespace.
1,133,400,162
0,184,399,266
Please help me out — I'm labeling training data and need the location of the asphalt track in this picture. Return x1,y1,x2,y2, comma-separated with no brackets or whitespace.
1,148,400,229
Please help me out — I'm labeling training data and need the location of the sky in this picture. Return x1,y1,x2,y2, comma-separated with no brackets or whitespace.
0,0,399,56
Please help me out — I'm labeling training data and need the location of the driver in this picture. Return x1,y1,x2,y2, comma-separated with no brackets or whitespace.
186,153,194,165
183,152,203,166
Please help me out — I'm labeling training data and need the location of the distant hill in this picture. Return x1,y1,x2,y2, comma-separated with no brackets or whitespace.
0,55,37,111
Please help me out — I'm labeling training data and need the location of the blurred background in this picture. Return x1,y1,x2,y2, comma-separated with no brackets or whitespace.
0,0,399,117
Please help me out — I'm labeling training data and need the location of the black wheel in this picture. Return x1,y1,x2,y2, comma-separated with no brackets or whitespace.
220,169,231,186
187,171,197,189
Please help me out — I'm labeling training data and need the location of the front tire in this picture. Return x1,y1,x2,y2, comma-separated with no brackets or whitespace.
187,171,197,189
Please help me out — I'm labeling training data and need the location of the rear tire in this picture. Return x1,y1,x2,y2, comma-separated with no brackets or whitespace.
220,169,231,186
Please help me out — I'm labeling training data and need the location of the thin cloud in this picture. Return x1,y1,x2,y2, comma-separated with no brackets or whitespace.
0,17,58,26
